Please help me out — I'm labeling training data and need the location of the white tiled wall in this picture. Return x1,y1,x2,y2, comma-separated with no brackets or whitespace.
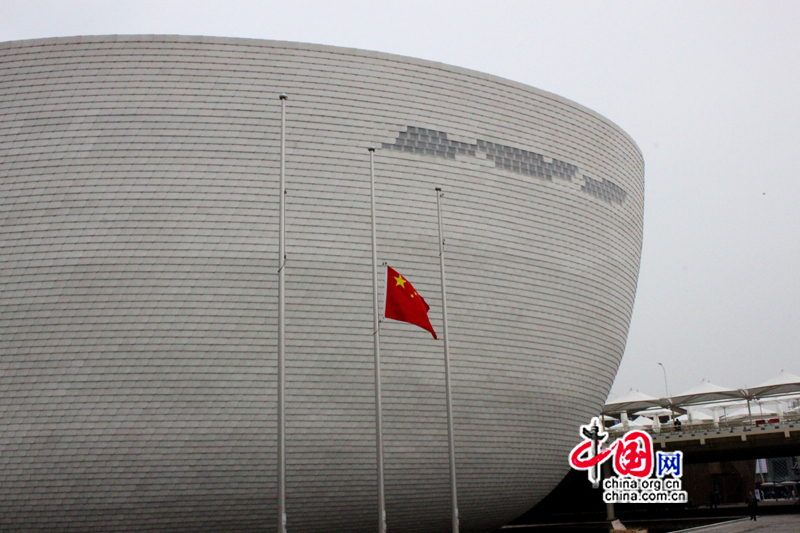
0,35,644,533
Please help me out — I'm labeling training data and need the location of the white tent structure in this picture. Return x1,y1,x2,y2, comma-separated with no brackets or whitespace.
631,416,654,427
603,389,662,415
607,415,653,431
720,402,778,420
748,370,800,398
670,379,742,406
633,407,673,417
733,371,800,420
685,408,713,424
603,370,800,430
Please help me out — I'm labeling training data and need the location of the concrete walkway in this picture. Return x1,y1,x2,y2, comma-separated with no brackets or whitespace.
673,515,800,532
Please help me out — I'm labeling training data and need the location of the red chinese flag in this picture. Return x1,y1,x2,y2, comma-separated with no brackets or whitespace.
384,266,438,339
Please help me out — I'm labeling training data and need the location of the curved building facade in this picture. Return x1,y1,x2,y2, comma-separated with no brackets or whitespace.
0,36,644,532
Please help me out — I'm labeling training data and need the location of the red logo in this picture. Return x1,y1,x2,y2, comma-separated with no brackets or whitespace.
569,418,654,485
613,431,653,477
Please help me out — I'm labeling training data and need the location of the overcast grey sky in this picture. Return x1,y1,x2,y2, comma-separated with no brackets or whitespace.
2,0,798,401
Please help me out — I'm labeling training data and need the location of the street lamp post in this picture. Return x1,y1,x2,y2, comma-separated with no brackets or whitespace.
657,363,669,398
658,362,674,423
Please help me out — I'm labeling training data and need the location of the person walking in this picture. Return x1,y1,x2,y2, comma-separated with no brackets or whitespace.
746,491,758,521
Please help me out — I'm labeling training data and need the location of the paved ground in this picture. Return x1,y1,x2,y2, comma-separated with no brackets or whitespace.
672,514,800,532
501,513,800,533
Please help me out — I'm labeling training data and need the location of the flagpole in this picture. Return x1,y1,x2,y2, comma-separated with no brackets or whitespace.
435,187,459,533
369,147,388,533
277,93,288,533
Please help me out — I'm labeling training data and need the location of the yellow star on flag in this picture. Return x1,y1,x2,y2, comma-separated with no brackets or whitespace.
394,274,406,288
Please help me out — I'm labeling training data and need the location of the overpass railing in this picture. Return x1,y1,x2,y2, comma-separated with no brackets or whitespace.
606,410,800,437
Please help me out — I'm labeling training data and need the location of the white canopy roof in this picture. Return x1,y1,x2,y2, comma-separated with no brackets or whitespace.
719,407,751,420
669,379,743,405
634,407,673,417
631,416,654,427
607,415,654,430
720,402,778,419
752,402,780,416
603,389,663,415
603,371,800,416
687,409,713,421
748,370,800,398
